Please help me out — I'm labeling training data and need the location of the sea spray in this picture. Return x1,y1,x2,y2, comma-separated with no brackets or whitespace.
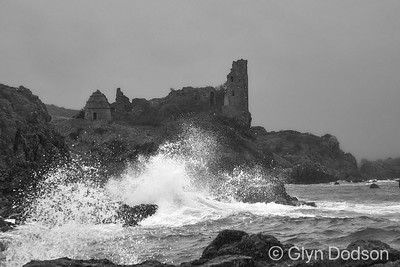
2,123,295,266
3,161,140,267
23,159,121,226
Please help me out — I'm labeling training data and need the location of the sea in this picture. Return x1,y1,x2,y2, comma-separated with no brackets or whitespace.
1,126,399,266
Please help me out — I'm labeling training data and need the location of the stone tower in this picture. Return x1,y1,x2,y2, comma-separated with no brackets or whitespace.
222,59,251,127
84,90,112,121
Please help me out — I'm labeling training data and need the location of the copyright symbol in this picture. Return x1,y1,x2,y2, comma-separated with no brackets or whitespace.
269,246,284,261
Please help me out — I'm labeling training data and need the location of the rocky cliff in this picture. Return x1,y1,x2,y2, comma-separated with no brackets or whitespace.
250,127,361,183
360,157,400,179
0,84,69,217
50,112,361,189
49,114,273,182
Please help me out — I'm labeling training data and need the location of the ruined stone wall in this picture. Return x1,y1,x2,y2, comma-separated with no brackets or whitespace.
84,90,112,121
84,108,112,121
94,60,251,126
165,86,221,109
222,59,251,127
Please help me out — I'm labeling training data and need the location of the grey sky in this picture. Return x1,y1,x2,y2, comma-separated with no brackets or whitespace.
1,0,399,161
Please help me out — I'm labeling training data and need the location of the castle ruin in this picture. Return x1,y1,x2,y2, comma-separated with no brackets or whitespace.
83,90,112,121
83,59,251,127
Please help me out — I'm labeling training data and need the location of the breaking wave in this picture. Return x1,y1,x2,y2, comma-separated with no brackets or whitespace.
1,124,285,266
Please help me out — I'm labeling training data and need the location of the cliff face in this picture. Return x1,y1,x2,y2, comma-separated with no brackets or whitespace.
0,84,69,216
250,127,361,183
50,115,272,180
50,114,361,186
360,158,400,179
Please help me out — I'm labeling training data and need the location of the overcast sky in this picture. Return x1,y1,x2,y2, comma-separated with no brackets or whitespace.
1,0,399,161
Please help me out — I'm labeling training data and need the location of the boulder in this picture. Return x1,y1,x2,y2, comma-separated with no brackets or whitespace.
235,183,291,205
0,216,13,232
200,229,285,262
370,183,380,189
117,204,158,226
183,255,255,267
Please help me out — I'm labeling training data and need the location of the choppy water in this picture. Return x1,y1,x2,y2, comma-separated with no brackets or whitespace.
1,125,400,266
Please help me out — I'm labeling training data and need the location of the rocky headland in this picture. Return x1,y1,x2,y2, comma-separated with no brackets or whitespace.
249,127,361,184
360,158,400,180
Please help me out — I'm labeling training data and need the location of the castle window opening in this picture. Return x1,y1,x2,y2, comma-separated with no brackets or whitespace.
210,92,215,106
230,76,234,82
93,112,97,120
232,90,235,96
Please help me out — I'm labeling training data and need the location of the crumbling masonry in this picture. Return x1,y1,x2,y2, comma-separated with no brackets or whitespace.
84,59,251,127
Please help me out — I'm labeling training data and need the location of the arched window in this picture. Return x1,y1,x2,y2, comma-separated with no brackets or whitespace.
230,76,234,82
232,90,235,96
93,112,97,120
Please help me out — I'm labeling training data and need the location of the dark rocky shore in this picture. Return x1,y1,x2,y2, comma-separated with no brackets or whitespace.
23,229,400,267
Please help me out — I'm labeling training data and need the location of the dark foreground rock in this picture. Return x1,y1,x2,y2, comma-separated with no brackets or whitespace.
370,183,380,189
236,184,316,207
0,216,14,232
23,229,400,267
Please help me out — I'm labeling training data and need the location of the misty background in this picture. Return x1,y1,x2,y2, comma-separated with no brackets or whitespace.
1,0,399,161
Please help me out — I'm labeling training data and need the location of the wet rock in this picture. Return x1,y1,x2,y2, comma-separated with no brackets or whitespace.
117,204,158,226
370,183,380,189
0,240,6,251
183,255,255,267
236,184,288,204
201,229,285,262
0,216,13,232
290,199,317,207
347,239,391,252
